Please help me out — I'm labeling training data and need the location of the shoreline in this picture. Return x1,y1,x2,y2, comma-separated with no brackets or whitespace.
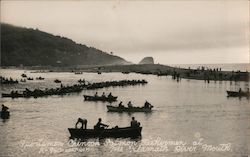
1,64,249,82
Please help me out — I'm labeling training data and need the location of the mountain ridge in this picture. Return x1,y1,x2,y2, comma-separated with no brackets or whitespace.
1,23,130,66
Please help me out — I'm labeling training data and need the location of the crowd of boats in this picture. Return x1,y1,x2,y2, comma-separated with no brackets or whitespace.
1,69,249,140
0,76,19,84
1,79,148,98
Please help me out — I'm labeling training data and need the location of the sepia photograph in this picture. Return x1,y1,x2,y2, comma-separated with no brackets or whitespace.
0,0,249,156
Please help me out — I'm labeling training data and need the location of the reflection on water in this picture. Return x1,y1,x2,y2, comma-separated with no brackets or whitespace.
0,69,250,157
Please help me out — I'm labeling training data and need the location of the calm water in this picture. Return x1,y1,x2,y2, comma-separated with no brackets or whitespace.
0,68,250,157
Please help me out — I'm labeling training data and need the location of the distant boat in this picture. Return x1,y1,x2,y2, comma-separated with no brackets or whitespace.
83,95,117,102
122,72,130,74
54,79,61,83
107,105,153,112
74,72,82,74
97,71,102,74
21,74,27,77
27,77,33,80
36,77,45,80
68,127,142,139
0,111,10,119
227,91,250,97
20,79,26,82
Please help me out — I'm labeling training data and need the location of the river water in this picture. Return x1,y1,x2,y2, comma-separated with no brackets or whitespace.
0,68,249,157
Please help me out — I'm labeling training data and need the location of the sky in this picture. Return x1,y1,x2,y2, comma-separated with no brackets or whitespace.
1,0,249,64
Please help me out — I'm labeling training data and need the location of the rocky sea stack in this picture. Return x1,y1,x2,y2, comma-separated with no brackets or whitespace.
139,57,154,64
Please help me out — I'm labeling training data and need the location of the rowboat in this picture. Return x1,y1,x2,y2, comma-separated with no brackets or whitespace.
0,111,10,119
68,127,142,138
84,95,117,102
227,91,250,97
107,105,153,112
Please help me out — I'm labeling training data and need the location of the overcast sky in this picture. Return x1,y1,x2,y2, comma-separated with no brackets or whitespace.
1,0,249,64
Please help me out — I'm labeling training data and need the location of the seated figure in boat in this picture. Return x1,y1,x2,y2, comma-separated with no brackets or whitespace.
118,101,124,108
75,118,87,129
94,92,98,97
127,101,133,108
1,104,9,113
144,101,152,108
131,117,140,128
102,92,106,98
107,92,113,98
94,118,109,130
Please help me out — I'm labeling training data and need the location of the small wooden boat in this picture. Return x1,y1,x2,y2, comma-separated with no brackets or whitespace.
227,91,250,97
0,111,10,119
84,95,117,102
21,74,27,77
75,72,83,74
54,79,61,83
36,77,45,80
107,105,153,112
68,126,142,138
27,77,33,80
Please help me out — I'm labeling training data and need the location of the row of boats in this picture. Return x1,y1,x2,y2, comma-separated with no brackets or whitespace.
1,79,148,98
83,93,154,112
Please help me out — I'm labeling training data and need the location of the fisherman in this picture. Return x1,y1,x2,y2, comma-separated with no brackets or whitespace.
75,118,87,129
247,88,249,93
130,117,140,127
144,101,152,108
1,104,9,113
108,92,112,98
94,92,98,97
118,101,124,108
239,88,242,93
94,118,109,130
102,92,106,97
127,101,133,108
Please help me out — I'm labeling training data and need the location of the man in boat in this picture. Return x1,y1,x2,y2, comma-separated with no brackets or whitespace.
102,92,106,98
131,117,140,128
118,101,124,108
144,101,152,108
239,88,242,93
94,92,98,97
1,104,9,113
94,118,109,130
75,118,87,129
107,92,113,98
127,101,133,108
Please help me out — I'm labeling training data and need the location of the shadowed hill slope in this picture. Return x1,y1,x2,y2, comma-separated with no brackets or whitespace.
1,23,129,66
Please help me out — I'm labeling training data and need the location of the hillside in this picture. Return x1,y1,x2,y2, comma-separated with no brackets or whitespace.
0,23,129,66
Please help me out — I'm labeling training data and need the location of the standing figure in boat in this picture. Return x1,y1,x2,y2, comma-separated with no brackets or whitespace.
239,88,242,93
118,101,124,108
75,118,87,129
94,118,109,130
